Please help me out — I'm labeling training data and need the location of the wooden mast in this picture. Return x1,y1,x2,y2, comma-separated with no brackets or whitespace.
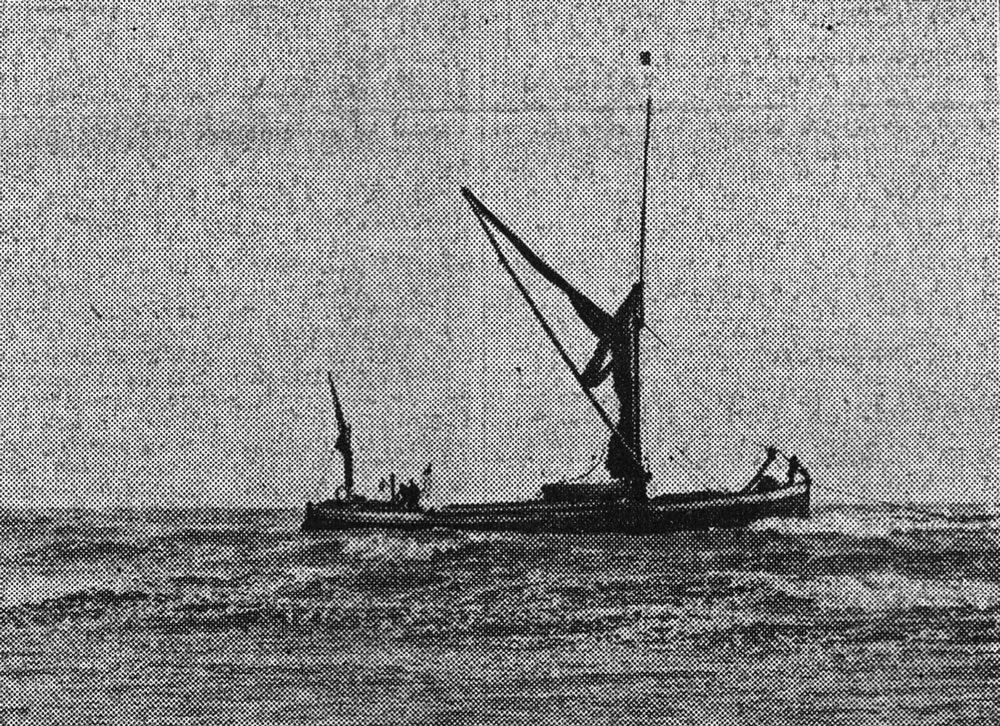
639,96,652,290
633,94,653,494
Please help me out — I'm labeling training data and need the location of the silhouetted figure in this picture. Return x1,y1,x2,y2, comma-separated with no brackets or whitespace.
402,478,422,511
785,455,801,489
799,464,812,488
380,474,399,506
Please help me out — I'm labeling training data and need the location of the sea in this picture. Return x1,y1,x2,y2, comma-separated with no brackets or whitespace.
1,504,997,725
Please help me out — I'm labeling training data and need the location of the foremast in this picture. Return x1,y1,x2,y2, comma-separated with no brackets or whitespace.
327,372,354,498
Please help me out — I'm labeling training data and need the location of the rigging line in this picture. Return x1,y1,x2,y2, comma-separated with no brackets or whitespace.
464,196,643,472
460,186,615,342
550,451,607,485
571,451,606,481
643,322,668,347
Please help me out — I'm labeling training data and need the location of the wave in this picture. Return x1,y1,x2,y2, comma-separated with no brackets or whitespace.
150,528,271,548
733,569,1000,613
750,505,999,541
5,568,998,649
307,531,491,564
4,504,998,647
167,574,243,589
21,539,149,565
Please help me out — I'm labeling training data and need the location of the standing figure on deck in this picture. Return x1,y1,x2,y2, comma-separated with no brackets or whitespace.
785,455,801,488
798,463,812,489
380,473,400,506
402,478,421,511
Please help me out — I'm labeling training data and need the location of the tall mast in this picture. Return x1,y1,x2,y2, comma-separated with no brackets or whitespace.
639,95,652,291
632,94,653,484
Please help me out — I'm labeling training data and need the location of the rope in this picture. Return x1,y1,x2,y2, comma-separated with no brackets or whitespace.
566,452,606,482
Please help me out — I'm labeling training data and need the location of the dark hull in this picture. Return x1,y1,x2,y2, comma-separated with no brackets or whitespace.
301,482,810,534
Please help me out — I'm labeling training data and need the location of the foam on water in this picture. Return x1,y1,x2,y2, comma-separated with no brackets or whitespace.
735,569,1000,612
2,566,151,608
751,505,998,540
338,531,474,562
2,507,998,648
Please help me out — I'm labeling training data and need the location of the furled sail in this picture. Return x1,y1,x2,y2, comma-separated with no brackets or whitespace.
460,188,647,492
461,190,616,342
587,282,645,486
327,372,354,495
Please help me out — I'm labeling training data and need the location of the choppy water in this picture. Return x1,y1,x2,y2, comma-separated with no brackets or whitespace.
2,505,998,725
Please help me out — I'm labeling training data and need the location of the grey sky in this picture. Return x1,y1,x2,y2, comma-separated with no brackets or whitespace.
1,0,995,507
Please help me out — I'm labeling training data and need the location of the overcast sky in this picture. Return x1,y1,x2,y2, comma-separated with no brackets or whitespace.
1,0,996,507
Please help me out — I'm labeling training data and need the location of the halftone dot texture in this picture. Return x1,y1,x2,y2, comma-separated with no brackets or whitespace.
1,0,997,724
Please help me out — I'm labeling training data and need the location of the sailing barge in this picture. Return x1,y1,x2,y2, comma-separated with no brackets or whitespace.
303,96,811,534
